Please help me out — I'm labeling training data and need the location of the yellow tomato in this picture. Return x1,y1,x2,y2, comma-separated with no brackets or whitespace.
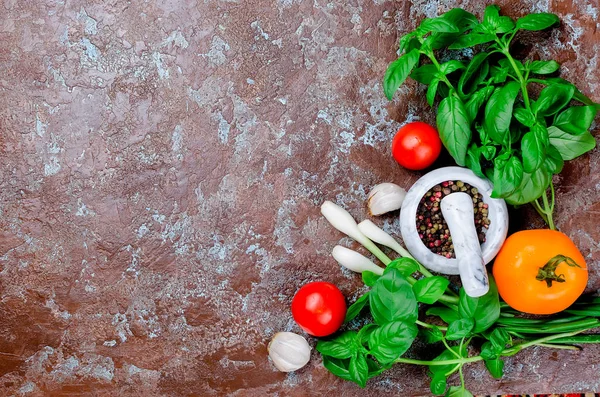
492,229,588,315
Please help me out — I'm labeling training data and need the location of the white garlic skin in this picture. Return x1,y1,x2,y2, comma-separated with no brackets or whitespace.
268,332,311,372
367,183,407,216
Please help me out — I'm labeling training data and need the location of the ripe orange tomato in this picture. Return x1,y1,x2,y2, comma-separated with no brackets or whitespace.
391,121,442,170
492,229,588,315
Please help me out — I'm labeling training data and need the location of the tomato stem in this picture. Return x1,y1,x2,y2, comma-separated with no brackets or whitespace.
536,254,582,287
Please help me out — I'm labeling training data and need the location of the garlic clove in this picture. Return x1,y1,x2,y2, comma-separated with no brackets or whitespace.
332,245,384,275
367,183,407,216
268,332,311,372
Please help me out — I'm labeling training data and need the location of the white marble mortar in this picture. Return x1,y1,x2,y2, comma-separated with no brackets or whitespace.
399,167,509,275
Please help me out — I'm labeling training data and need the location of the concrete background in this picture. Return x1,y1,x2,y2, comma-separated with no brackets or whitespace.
0,0,599,395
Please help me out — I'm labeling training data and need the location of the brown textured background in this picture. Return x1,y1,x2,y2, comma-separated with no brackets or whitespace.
0,0,599,395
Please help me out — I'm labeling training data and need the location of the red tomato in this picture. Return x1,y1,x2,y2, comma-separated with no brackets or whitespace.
291,281,346,337
391,121,442,170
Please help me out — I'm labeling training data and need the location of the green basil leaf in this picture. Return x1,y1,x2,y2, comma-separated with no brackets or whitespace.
534,122,550,146
521,130,546,173
399,32,417,53
430,372,448,395
513,107,535,127
411,64,438,85
358,323,379,345
544,144,564,174
489,328,511,352
480,341,498,360
490,65,509,84
370,268,418,325
448,33,496,50
383,49,420,100
446,386,474,397
317,331,359,358
483,5,501,29
368,320,418,364
471,59,490,89
442,8,479,32
548,126,597,160
516,13,559,31
496,16,515,33
458,52,489,96
426,307,461,324
413,276,451,304
484,358,505,379
542,77,599,106
445,318,475,340
345,292,370,323
349,353,369,388
385,257,419,277
458,278,500,333
533,83,575,116
481,145,497,160
427,78,440,107
437,83,450,100
322,356,354,382
440,60,465,75
405,38,422,53
484,81,521,145
420,326,445,344
529,60,560,74
554,106,598,135
362,271,380,287
504,168,552,205
437,95,471,166
481,328,512,360
491,155,524,198
429,32,459,50
420,17,460,33
465,144,484,178
465,86,493,122
427,9,479,50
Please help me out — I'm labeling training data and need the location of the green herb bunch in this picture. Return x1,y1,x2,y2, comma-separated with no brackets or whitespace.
383,5,599,229
317,257,600,395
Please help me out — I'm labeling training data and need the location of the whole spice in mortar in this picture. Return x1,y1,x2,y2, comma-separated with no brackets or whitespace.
416,180,490,258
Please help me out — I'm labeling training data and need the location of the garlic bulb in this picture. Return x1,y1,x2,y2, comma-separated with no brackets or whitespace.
268,332,311,372
367,183,407,216
332,245,384,275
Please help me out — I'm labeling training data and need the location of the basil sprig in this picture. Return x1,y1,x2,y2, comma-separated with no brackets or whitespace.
317,258,600,395
383,5,599,229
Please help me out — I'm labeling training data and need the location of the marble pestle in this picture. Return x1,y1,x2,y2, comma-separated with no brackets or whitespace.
440,192,490,298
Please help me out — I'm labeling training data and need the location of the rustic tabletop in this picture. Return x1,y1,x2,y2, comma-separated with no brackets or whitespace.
0,0,599,395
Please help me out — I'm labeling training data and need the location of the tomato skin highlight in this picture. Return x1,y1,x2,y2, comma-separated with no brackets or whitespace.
291,282,347,337
492,229,588,315
391,122,442,170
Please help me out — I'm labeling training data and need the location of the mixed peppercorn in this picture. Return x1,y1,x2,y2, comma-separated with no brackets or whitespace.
416,180,490,258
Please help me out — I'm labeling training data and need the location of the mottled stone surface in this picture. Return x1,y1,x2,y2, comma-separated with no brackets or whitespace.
0,0,599,395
